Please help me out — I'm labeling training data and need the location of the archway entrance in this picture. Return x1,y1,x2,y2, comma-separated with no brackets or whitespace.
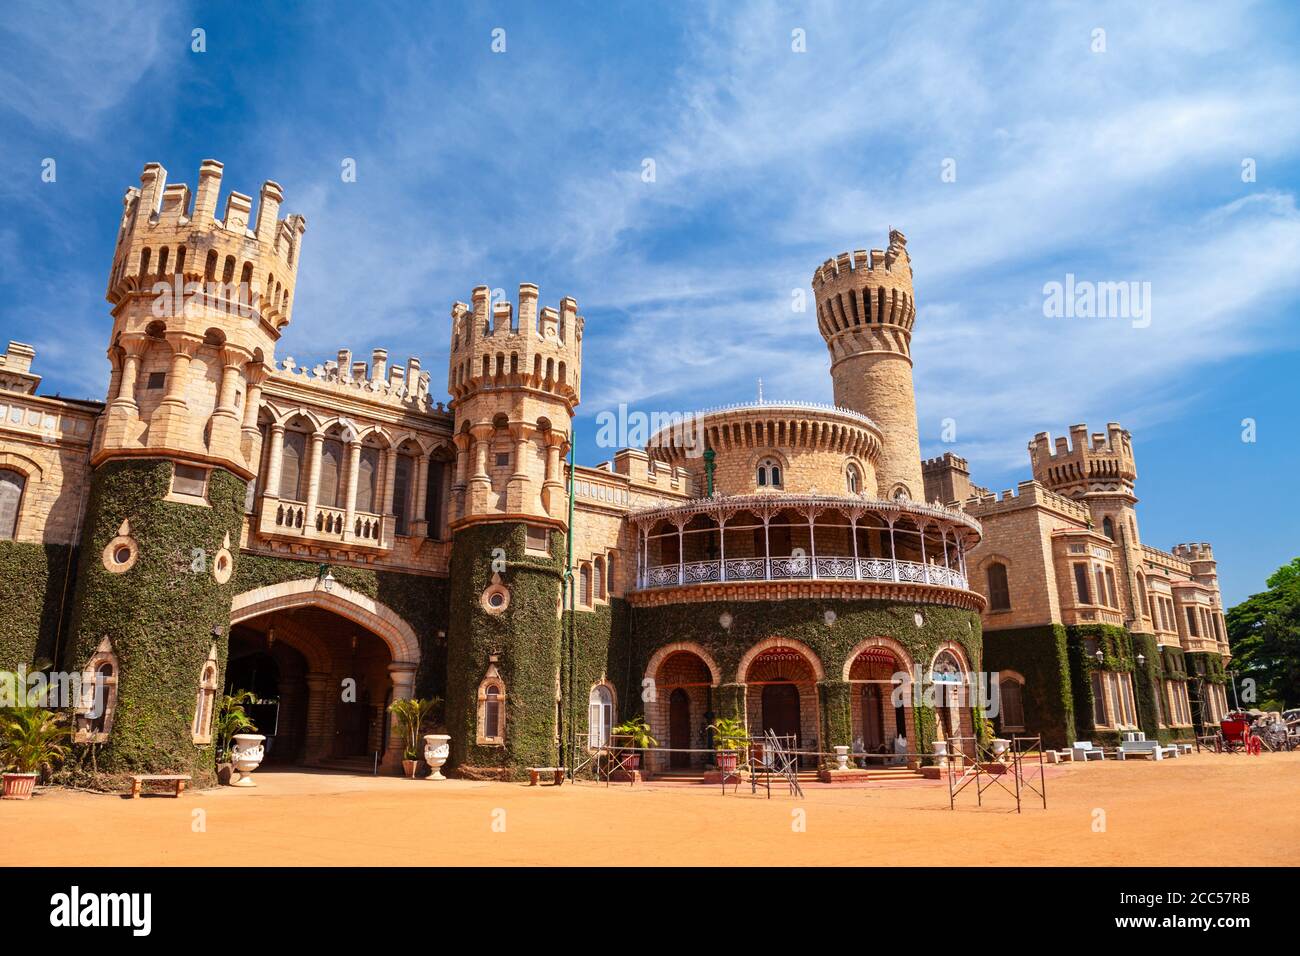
847,645,913,761
761,683,801,744
230,606,394,769
644,647,718,772
742,645,821,767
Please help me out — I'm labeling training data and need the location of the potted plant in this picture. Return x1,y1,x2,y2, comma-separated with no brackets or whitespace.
390,697,438,778
707,716,747,775
214,690,258,785
611,716,657,771
1,706,69,800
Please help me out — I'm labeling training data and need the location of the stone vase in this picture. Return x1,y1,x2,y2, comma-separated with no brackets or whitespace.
833,745,849,770
423,734,450,780
932,739,949,768
230,733,266,787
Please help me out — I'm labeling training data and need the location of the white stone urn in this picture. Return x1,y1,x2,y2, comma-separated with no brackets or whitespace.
423,733,451,780
992,738,1011,760
230,733,266,787
833,745,849,770
932,739,949,768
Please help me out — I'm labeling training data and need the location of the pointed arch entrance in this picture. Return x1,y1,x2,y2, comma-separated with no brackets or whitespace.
229,578,421,772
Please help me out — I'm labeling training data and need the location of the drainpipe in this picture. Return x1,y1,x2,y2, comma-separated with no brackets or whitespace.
564,427,577,773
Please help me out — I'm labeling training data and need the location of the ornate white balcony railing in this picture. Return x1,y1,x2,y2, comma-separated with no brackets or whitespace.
638,556,968,591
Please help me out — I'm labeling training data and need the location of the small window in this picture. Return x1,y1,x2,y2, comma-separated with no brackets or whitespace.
477,670,506,745
192,650,219,744
757,457,782,489
579,563,593,606
986,562,1011,611
594,556,606,600
1185,606,1199,637
146,371,167,390
1104,567,1118,608
588,685,614,749
525,525,549,553
171,464,208,498
1090,670,1108,727
495,452,510,468
1102,516,1115,539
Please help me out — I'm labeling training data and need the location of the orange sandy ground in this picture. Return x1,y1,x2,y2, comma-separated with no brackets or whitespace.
4,751,1298,866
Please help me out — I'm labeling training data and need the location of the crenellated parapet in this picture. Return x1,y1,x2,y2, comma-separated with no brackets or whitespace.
447,283,582,412
1028,422,1136,500
268,347,444,416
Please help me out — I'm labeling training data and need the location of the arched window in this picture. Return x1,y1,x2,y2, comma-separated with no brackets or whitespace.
579,563,592,606
999,676,1025,732
1136,572,1150,620
0,468,26,539
588,684,614,749
279,430,308,501
477,664,506,745
317,437,345,508
846,463,862,495
986,561,1011,611
1102,516,1115,539
606,552,616,596
594,556,605,601
892,484,911,502
75,637,119,743
756,457,782,488
192,647,219,744
356,446,380,513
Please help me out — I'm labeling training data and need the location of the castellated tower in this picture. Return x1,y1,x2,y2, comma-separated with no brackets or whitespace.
1172,542,1219,592
812,230,924,500
444,283,583,777
1029,422,1147,626
68,160,305,784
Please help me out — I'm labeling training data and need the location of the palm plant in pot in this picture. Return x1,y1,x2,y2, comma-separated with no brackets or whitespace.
706,716,747,774
390,697,438,777
214,690,258,785
611,716,657,771
1,706,69,800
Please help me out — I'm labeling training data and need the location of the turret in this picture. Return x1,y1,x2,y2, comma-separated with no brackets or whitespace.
99,160,307,478
446,282,583,531
1028,422,1136,501
1173,542,1219,593
812,229,923,499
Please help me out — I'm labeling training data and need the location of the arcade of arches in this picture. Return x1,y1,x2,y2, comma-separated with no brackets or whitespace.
643,639,975,773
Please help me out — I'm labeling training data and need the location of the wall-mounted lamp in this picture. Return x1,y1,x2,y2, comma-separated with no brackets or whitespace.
1135,653,1146,666
317,563,336,593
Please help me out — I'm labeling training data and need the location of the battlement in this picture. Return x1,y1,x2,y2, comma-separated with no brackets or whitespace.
1028,422,1136,498
447,283,583,410
106,160,307,337
964,479,1093,523
267,347,446,417
0,341,40,395
811,229,911,290
923,451,969,473
1172,542,1215,563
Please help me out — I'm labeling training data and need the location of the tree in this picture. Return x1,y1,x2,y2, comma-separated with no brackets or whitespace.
1227,557,1300,710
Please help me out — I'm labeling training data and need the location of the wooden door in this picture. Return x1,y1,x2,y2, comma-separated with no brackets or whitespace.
863,685,884,751
669,689,690,768
761,683,801,745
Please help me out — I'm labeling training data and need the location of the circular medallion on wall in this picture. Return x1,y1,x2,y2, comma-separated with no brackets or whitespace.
102,519,139,575
481,573,510,615
823,609,837,626
719,611,733,630
914,611,925,628
212,532,234,584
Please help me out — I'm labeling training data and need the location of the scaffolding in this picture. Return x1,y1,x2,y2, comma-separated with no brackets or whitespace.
946,734,1047,813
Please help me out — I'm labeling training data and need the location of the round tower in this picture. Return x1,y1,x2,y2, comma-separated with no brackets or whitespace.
68,160,305,784
812,229,924,500
443,283,583,777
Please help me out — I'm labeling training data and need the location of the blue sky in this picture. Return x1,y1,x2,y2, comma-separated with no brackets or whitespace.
1,0,1297,605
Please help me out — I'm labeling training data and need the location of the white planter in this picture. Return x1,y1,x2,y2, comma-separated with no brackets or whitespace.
932,739,949,767
992,738,1010,758
423,734,451,780
230,733,266,787
833,745,849,770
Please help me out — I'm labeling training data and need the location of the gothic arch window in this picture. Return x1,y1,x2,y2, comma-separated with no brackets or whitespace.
279,429,308,501
891,483,911,502
756,457,783,489
986,561,1011,611
191,646,219,744
317,437,345,509
998,674,1026,732
594,556,606,601
1137,572,1151,620
75,637,120,743
579,563,593,606
606,552,616,596
476,662,506,745
588,683,614,749
1102,516,1115,539
0,468,26,539
845,463,862,495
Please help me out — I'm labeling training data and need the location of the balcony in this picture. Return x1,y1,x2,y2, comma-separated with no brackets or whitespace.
257,494,392,552
642,555,967,590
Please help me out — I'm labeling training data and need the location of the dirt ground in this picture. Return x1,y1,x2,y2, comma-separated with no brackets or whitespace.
5,751,1298,866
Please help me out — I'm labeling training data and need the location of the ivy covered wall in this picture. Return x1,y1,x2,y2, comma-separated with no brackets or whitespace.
982,624,1075,749
445,521,565,778
1067,623,1137,747
66,459,248,786
0,540,77,670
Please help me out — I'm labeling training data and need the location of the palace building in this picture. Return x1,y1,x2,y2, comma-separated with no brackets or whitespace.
0,160,1231,783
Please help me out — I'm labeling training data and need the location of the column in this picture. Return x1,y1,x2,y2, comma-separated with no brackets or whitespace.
303,431,325,532
208,346,249,459
380,446,398,544
542,431,567,518
343,437,362,540
240,363,268,470
150,333,201,445
111,337,147,410
265,424,285,498
383,662,418,773
410,451,430,537
505,423,532,514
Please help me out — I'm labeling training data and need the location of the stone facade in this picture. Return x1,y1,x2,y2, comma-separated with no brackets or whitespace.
0,159,1232,777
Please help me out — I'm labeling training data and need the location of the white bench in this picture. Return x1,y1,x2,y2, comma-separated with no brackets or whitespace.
1071,741,1105,762
1118,740,1181,761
